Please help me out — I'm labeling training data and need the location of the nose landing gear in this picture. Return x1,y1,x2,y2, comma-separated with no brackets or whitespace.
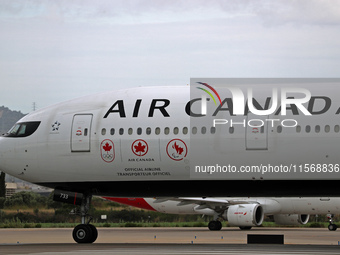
53,189,98,243
72,193,98,243
73,223,98,243
327,214,338,231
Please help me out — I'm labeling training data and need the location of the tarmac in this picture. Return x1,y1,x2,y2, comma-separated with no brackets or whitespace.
1,227,340,254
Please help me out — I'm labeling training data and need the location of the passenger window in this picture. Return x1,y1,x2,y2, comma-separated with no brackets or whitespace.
146,127,151,135
335,125,339,133
315,125,320,133
306,125,311,133
210,127,216,134
128,128,133,135
110,128,115,135
137,127,142,135
201,127,206,134
174,127,179,135
277,125,282,133
325,125,330,133
155,127,160,135
119,128,124,135
164,127,170,135
296,125,301,133
229,127,234,134
101,128,106,135
192,127,197,135
183,127,188,135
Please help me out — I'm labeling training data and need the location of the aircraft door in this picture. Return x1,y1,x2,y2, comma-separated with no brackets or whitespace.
71,114,93,152
246,113,268,150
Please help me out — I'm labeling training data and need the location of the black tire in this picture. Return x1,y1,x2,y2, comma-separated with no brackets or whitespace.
328,224,338,231
73,224,93,243
216,221,222,231
208,221,222,231
88,224,98,243
239,226,252,230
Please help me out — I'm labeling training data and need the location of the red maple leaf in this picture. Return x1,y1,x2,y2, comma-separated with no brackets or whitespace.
172,142,184,155
103,142,112,152
134,142,146,154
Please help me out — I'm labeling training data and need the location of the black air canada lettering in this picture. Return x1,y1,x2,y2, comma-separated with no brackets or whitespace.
103,100,126,118
104,99,171,118
104,96,334,118
148,99,170,117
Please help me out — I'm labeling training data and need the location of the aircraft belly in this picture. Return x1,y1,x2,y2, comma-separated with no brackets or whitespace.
36,180,340,197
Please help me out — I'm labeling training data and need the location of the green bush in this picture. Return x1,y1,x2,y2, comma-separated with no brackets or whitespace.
24,223,33,228
125,222,138,227
0,197,5,209
4,191,47,208
193,222,206,227
308,222,326,228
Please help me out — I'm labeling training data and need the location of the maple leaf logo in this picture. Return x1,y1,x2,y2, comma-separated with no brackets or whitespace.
100,140,115,163
131,139,148,156
134,142,146,155
172,142,184,155
103,142,112,152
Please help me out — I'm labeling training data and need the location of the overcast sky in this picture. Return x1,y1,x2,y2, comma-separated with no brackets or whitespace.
1,0,339,113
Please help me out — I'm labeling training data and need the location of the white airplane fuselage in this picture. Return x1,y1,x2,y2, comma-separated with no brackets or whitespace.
1,81,340,197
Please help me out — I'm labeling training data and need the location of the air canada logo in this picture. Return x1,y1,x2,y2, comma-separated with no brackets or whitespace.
101,139,115,163
132,139,148,156
166,139,188,161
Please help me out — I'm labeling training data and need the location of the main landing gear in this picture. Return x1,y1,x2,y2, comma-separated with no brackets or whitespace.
327,214,338,231
208,213,223,231
72,194,98,243
208,220,222,231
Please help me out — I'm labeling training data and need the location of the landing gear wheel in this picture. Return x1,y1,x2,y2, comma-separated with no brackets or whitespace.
239,226,252,230
208,220,222,231
88,224,98,243
73,224,93,243
328,224,338,231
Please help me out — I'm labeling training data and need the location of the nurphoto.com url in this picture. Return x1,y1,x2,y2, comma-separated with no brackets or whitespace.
195,163,340,175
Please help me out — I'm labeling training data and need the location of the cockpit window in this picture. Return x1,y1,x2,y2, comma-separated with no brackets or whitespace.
3,121,41,137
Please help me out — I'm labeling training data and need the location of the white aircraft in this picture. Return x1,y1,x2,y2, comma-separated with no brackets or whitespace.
1,78,340,243
104,197,339,231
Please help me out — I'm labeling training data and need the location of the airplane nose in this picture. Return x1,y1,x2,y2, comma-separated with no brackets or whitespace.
0,137,15,177
0,137,5,172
